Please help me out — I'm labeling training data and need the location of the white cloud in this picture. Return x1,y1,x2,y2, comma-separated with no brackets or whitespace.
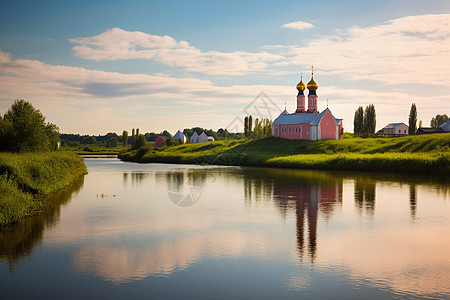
281,20,314,31
274,14,450,87
69,28,284,76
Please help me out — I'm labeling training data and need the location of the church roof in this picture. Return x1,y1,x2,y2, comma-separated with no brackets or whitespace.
273,108,335,126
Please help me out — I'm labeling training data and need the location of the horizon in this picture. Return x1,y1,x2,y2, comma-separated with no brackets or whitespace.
1,0,449,135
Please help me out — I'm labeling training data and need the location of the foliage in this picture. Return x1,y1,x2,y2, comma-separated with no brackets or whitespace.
244,116,249,138
119,133,450,175
107,137,118,148
122,130,129,146
0,99,60,152
133,134,147,149
0,174,35,226
353,106,364,134
431,114,448,128
409,103,417,135
248,115,253,137
364,104,376,134
0,151,87,226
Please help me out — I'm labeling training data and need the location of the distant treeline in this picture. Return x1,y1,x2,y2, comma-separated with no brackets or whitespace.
60,127,243,146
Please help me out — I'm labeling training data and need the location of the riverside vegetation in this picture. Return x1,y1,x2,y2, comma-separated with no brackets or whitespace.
119,133,450,175
0,100,87,226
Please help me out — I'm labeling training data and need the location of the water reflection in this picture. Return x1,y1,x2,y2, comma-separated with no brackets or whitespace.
0,176,84,271
2,160,450,298
354,178,376,217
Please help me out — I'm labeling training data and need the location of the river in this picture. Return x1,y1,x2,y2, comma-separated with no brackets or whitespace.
1,158,449,299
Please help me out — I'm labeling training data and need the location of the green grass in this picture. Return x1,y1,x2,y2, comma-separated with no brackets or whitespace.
119,133,450,174
61,145,128,155
0,151,87,226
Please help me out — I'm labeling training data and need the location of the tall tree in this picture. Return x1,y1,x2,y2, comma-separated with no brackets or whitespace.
136,128,139,136
122,130,129,146
408,103,417,135
248,115,253,138
353,106,364,134
418,120,422,128
0,99,59,152
364,104,376,134
430,114,449,128
244,116,249,138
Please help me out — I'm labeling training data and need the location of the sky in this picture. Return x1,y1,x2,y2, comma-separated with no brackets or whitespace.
0,0,449,135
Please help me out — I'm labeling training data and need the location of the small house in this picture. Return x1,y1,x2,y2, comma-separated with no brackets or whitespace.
173,130,186,143
379,123,408,136
416,127,443,135
155,136,168,147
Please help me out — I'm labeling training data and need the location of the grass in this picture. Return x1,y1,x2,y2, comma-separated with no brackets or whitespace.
0,151,87,226
61,145,128,155
119,133,450,175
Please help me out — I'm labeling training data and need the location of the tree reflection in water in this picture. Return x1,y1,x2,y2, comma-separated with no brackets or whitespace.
0,176,85,271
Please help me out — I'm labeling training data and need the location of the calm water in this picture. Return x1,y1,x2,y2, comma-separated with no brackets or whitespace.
1,158,450,299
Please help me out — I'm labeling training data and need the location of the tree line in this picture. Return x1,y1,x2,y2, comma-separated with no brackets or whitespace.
244,115,272,139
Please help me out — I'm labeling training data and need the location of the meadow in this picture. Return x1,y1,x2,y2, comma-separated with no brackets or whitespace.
0,152,87,226
119,133,450,175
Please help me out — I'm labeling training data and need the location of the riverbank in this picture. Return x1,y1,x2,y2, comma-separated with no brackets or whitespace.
0,151,87,226
119,133,450,174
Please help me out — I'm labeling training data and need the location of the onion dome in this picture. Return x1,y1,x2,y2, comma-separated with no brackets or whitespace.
296,73,306,91
307,65,318,91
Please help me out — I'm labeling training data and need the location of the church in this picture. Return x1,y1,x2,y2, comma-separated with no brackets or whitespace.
272,67,343,140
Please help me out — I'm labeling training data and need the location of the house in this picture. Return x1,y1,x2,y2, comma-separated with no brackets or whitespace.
379,123,409,136
190,131,212,143
416,127,443,135
173,130,186,143
439,120,450,132
155,135,168,147
272,67,343,140
207,136,215,142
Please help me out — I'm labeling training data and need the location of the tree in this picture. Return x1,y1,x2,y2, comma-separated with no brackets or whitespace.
430,114,448,128
136,128,139,136
408,103,417,135
107,137,118,148
122,130,129,146
418,120,422,128
363,104,376,134
244,116,249,138
248,115,253,138
133,134,147,149
224,129,229,139
0,99,60,152
353,106,364,134
253,118,263,139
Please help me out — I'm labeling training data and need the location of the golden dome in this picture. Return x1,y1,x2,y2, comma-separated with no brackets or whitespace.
307,65,318,90
296,73,306,91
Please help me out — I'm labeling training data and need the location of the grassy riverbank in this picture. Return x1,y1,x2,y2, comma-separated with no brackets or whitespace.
119,133,450,174
0,152,87,226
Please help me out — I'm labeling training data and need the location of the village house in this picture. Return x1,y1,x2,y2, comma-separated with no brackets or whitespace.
272,67,343,140
378,123,409,136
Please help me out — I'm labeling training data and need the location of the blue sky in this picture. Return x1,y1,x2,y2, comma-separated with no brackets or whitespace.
1,0,449,134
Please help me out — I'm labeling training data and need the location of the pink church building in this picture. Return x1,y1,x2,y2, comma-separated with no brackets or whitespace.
272,67,343,140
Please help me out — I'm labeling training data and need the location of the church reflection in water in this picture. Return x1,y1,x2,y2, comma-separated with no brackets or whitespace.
273,177,343,264
243,168,344,265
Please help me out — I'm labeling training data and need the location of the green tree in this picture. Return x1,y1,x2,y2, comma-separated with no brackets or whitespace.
364,104,376,134
107,137,118,148
244,116,249,138
0,99,60,152
430,114,448,128
408,103,417,135
418,120,422,128
224,129,229,139
253,118,263,139
133,134,147,149
122,130,129,146
353,106,364,134
136,128,139,136
248,115,253,138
